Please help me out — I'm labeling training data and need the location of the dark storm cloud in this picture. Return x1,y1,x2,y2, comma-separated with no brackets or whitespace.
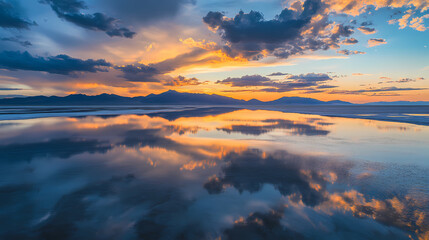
216,73,334,92
336,49,366,55
342,38,358,45
41,0,136,38
0,0,36,29
203,0,355,59
204,149,350,206
1,37,32,47
0,51,111,75
218,118,330,136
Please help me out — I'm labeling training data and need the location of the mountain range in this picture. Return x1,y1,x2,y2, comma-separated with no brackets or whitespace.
0,90,427,105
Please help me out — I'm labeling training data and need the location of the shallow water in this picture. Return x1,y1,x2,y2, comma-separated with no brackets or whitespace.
0,108,428,239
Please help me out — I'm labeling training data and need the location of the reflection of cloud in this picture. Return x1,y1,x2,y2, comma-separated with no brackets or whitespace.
204,149,350,206
121,129,211,160
148,107,238,121
223,208,304,240
0,111,427,239
320,190,429,238
218,119,330,136
0,138,112,162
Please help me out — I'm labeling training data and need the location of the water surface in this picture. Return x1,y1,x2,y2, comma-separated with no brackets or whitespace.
0,108,428,239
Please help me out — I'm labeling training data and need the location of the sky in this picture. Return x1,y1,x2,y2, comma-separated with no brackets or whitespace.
0,0,428,103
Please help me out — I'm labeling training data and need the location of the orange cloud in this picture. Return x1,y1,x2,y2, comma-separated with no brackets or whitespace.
368,38,387,47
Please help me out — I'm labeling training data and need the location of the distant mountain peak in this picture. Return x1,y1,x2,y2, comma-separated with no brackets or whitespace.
0,91,354,106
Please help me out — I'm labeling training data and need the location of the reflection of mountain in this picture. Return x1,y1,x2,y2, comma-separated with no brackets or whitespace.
0,90,351,105
148,107,238,121
218,119,330,136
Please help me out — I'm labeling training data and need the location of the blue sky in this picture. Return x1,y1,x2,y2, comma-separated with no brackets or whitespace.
0,0,428,103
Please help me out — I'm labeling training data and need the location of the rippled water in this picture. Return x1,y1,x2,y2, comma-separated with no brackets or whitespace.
0,107,428,239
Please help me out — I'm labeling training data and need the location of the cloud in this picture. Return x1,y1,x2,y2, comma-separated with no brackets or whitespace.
164,75,205,86
368,38,387,47
267,72,289,76
1,37,32,47
322,0,428,16
336,49,366,55
0,0,36,29
341,38,358,45
389,10,429,31
360,21,373,26
203,0,355,59
0,87,22,91
329,87,427,95
358,26,376,34
41,0,136,38
97,0,195,25
380,77,425,84
114,64,160,82
216,75,272,87
316,84,338,89
0,51,111,75
115,48,216,83
216,73,334,92
398,77,424,83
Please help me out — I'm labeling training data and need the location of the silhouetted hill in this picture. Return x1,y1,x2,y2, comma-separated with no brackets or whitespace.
0,90,352,106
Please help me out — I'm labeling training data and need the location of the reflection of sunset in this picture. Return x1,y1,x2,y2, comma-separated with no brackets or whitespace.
0,108,428,239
